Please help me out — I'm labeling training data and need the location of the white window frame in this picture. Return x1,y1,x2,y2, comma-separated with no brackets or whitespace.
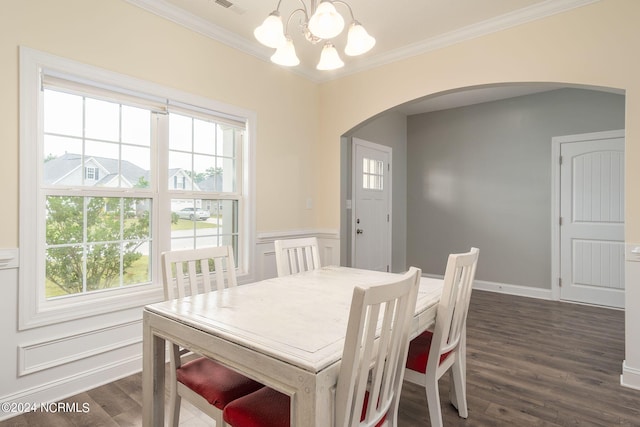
19,47,256,329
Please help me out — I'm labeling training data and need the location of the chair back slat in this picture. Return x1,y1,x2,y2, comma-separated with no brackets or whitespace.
432,248,479,358
274,237,321,277
161,246,238,300
336,267,421,427
200,258,213,293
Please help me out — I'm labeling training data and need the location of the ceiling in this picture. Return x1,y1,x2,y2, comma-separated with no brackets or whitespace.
126,0,598,113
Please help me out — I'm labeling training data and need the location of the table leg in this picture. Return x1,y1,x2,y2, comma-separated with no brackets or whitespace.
143,312,166,427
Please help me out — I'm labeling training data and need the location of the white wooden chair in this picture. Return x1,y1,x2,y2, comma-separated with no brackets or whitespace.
274,237,321,276
404,248,479,427
222,267,422,427
162,246,263,427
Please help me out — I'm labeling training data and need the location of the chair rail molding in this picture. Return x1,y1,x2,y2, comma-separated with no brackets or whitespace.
0,248,19,269
256,229,339,244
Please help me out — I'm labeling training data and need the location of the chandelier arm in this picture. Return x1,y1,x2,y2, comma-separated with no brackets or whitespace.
330,0,356,21
284,8,310,34
276,0,310,15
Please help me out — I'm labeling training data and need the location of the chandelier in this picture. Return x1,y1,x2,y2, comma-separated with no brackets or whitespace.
254,0,376,70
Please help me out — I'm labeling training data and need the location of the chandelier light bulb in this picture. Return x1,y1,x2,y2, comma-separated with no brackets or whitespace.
316,42,344,70
345,21,376,56
254,11,287,48
271,37,300,66
308,1,345,39
256,1,376,70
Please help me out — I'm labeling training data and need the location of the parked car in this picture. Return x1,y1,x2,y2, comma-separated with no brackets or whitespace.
176,207,210,220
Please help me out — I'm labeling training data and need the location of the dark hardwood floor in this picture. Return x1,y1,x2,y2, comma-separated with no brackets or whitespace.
3,290,639,426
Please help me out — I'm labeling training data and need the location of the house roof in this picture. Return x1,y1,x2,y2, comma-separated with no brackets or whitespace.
43,153,149,187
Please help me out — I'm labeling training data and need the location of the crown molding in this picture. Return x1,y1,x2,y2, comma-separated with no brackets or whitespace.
329,0,600,81
125,0,321,81
126,0,599,83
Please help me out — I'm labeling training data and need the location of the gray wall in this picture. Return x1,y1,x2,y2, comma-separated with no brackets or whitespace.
342,111,408,272
407,88,625,288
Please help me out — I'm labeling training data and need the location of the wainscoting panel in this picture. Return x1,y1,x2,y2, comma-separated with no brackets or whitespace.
18,320,142,376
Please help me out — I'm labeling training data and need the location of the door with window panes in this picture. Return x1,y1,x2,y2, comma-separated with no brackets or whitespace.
352,138,392,272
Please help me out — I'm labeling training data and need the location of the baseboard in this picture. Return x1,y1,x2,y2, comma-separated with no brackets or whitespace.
422,274,553,300
0,355,141,422
473,279,553,300
621,361,640,390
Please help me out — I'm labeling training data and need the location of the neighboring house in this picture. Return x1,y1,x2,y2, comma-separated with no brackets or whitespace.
44,153,205,192
168,168,201,191
43,153,150,188
44,154,217,215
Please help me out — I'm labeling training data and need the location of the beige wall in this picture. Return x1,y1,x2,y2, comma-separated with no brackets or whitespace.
0,0,320,244
318,0,640,389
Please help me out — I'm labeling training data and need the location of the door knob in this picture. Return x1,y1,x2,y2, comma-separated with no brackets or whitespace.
356,229,364,234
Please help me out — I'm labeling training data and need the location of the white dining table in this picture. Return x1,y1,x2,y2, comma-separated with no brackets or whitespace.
142,266,443,426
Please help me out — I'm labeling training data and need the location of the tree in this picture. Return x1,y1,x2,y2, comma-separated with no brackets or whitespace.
45,196,150,296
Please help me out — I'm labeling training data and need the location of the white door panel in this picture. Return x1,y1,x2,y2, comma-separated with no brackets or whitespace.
352,139,391,272
560,135,624,307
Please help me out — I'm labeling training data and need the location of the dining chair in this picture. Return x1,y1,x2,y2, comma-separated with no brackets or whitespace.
162,246,263,427
404,247,479,427
222,267,422,427
274,237,321,276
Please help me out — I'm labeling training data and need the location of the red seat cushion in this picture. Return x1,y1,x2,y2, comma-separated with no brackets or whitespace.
223,387,387,427
176,357,263,410
405,330,452,374
223,387,290,427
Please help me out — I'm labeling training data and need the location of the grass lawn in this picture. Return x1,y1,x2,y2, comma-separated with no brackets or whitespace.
171,218,218,231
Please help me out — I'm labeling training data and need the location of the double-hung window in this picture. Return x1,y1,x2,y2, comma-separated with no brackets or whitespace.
19,48,255,328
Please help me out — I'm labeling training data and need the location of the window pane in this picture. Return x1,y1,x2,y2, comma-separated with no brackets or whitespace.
194,154,215,192
86,243,121,290
44,90,83,137
122,145,151,188
45,196,152,299
43,91,154,190
124,242,151,286
194,119,216,155
87,197,121,242
85,98,119,142
218,157,236,192
46,196,84,244
219,199,238,235
121,105,151,147
169,113,192,152
168,151,192,190
43,139,83,185
218,126,237,158
170,198,237,252
46,246,84,297
44,135,82,160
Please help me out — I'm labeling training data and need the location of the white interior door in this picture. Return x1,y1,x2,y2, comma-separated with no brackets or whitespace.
352,138,391,271
559,130,625,308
